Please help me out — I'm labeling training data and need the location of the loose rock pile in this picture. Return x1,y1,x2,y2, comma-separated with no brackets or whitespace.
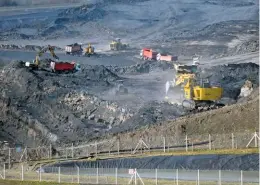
0,44,63,51
63,91,134,127
0,60,258,148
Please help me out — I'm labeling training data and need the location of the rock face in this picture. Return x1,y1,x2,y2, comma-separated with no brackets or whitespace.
202,63,259,99
0,61,121,147
239,80,254,98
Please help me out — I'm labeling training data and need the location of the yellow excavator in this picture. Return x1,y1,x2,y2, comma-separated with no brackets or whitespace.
181,77,223,109
23,45,59,69
84,43,95,57
165,64,223,110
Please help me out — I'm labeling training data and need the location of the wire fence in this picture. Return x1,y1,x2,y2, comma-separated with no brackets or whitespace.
0,131,259,168
0,165,259,185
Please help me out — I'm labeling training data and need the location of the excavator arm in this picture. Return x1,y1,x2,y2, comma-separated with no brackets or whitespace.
174,74,196,87
35,45,59,66
165,73,196,95
48,46,59,60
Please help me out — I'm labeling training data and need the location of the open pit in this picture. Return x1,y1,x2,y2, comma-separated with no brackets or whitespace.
0,0,259,173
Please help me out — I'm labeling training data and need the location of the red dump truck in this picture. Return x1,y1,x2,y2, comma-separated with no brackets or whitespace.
157,53,178,62
50,61,80,73
140,48,158,60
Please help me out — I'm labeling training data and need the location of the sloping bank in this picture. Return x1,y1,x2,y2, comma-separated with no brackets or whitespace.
48,154,259,171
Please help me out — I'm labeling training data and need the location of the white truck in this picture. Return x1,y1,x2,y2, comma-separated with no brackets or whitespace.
65,43,83,55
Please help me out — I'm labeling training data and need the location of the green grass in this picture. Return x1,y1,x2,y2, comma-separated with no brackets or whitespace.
143,147,259,156
0,177,257,185
0,179,72,185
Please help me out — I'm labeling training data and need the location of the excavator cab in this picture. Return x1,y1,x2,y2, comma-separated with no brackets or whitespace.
182,77,223,109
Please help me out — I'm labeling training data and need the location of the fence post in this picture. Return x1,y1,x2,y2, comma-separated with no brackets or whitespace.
209,134,212,150
49,144,52,159
21,164,24,181
197,169,200,185
95,142,98,157
96,167,99,184
155,168,158,185
72,143,74,158
8,148,11,169
58,167,61,183
134,168,137,185
240,170,243,185
117,139,120,155
115,168,118,185
25,147,28,162
254,131,258,147
231,133,234,149
3,163,5,180
185,135,188,152
39,165,42,182
163,137,166,153
176,169,179,185
77,166,80,184
218,170,221,185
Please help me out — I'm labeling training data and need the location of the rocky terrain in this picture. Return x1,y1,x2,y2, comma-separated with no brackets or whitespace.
0,44,63,51
0,0,258,58
0,0,82,6
0,59,258,151
0,0,259,156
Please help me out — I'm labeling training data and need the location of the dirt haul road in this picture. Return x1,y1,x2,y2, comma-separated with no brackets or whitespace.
0,49,139,67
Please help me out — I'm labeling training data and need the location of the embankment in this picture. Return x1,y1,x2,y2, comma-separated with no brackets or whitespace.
47,153,259,171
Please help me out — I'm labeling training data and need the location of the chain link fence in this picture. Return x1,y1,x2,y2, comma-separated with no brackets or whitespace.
0,165,259,185
0,131,258,165
55,131,259,159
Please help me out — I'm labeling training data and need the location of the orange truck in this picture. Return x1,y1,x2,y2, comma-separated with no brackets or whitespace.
140,48,158,60
157,53,178,62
